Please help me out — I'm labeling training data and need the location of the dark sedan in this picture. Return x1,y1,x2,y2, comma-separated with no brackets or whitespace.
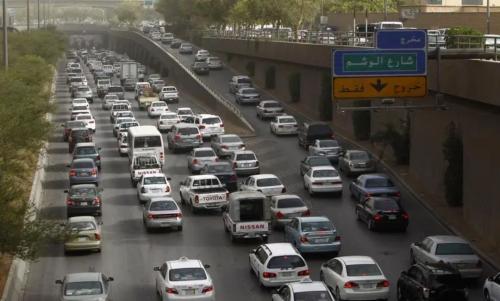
68,128,93,153
72,142,102,170
200,162,238,192
349,173,401,202
355,197,408,231
68,158,99,186
299,155,332,176
62,120,86,142
65,184,102,217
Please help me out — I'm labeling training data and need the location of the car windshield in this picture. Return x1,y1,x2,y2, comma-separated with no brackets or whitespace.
346,264,382,277
373,199,400,211
301,221,333,232
150,200,177,211
267,255,305,269
72,161,94,169
294,291,333,301
76,115,92,120
69,221,96,231
308,157,331,166
178,127,198,135
277,198,304,208
76,147,97,155
144,176,166,185
152,102,166,107
313,169,338,178
207,164,232,173
238,78,251,84
236,153,256,161
242,88,257,94
221,136,241,143
64,281,103,296
202,117,221,124
108,87,123,92
319,140,339,148
350,151,369,160
256,178,281,187
169,268,207,281
279,117,296,123
195,150,215,157
264,102,281,108
70,187,97,197
435,243,474,255
365,178,394,188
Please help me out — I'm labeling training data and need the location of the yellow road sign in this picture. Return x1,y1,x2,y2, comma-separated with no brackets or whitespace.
333,76,427,99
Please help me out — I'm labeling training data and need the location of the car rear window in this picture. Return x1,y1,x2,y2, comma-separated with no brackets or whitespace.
308,124,332,136
169,268,206,281
279,117,296,123
350,151,369,160
76,147,97,155
221,136,241,143
256,178,281,187
69,221,96,231
77,87,88,91
373,199,400,211
319,140,339,147
64,281,103,296
277,198,304,209
70,187,97,197
135,157,160,168
346,264,382,277
195,150,215,157
242,88,257,94
301,221,333,232
76,115,92,120
134,136,162,148
207,163,232,173
149,200,177,211
236,153,256,161
435,243,474,255
68,121,86,128
178,110,192,115
152,102,166,107
112,105,128,111
313,169,338,178
202,117,221,124
144,176,166,185
108,86,124,92
263,102,281,108
72,105,87,111
178,127,199,135
365,178,394,188
237,78,251,84
105,95,119,100
294,291,333,301
72,161,94,169
308,157,331,166
161,114,177,120
267,255,305,269
193,178,220,186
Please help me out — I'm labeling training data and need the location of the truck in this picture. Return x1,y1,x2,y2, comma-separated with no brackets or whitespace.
129,152,162,186
179,175,229,213
159,86,179,103
137,87,159,110
96,78,111,98
222,191,271,242
120,61,138,85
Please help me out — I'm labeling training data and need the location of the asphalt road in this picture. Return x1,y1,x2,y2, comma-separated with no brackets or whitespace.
23,40,489,301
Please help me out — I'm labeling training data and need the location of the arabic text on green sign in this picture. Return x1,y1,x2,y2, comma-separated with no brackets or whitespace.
343,53,417,72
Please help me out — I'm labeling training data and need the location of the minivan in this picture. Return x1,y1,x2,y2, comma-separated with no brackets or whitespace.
297,122,334,149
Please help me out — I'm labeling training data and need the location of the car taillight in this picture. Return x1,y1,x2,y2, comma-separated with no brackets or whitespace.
141,187,146,193
69,169,77,176
377,280,390,288
373,213,382,221
194,195,199,204
199,125,205,129
166,287,178,294
91,168,97,176
94,233,101,240
276,211,284,219
255,161,259,166
299,235,309,243
147,214,154,219
365,193,372,198
66,199,75,205
344,281,359,289
262,272,276,278
192,159,199,165
160,152,164,162
165,185,170,192
303,209,311,216
221,145,228,149
240,144,245,148
174,134,181,141
402,212,409,220
394,191,401,197
298,270,309,276
202,286,213,293
176,212,182,218
93,197,101,205
96,155,100,161
477,260,482,267
334,235,341,241
220,123,224,127
282,187,286,193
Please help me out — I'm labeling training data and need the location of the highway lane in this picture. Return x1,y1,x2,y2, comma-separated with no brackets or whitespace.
23,45,488,301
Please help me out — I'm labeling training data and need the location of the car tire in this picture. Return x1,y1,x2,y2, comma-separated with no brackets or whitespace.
485,289,491,301
355,209,361,221
368,219,375,231
177,225,183,231
410,250,416,265
308,185,314,196
335,287,343,301
397,285,405,301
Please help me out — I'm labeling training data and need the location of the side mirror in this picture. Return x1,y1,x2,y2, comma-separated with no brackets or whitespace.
63,189,69,193
487,276,494,281
153,266,160,271
98,147,102,150
55,280,63,285
167,177,172,181
203,264,210,269
251,248,257,254
66,164,71,168
107,277,114,282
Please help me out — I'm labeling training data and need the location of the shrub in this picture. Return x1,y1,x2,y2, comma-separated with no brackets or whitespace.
288,72,301,103
265,66,276,89
371,114,411,165
319,72,332,121
246,61,255,76
352,100,371,140
442,122,463,206
446,26,483,49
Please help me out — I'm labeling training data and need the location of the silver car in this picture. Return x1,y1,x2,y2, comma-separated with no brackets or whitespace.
55,272,114,301
157,112,180,132
187,147,218,174
270,194,310,229
210,134,245,157
410,235,483,279
235,87,260,105
308,139,343,163
256,100,284,119
228,150,260,176
206,56,223,69
101,94,119,110
113,117,135,137
167,123,202,152
142,197,183,231
338,150,376,176
74,86,93,102
179,43,193,54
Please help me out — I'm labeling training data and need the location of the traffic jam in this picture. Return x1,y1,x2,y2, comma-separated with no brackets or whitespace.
54,43,492,301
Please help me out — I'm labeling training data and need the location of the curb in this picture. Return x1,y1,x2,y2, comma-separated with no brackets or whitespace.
1,68,57,301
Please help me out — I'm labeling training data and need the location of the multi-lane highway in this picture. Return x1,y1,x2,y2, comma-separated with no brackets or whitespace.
23,39,490,301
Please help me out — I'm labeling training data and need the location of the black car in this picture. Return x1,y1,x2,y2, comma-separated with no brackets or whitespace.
170,39,182,49
200,162,238,192
355,197,408,232
397,263,468,301
191,62,209,75
297,122,334,149
299,155,332,176
65,184,103,217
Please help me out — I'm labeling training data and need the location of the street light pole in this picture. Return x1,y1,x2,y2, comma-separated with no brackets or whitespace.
3,0,8,70
487,0,491,34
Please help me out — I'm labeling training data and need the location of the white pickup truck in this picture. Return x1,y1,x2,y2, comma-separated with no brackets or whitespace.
130,153,162,186
223,191,271,242
159,86,179,103
179,175,229,213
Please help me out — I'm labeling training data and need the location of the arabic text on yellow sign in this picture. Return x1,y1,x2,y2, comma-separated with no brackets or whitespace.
333,76,427,99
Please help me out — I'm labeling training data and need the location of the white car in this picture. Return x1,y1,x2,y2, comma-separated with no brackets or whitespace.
319,256,390,301
71,98,89,109
113,117,136,137
240,174,285,197
154,257,215,301
118,133,128,156
270,115,298,136
194,114,224,139
102,94,119,110
148,101,169,117
249,243,309,287
195,49,210,61
74,113,96,132
272,278,335,301
484,273,500,301
157,112,180,132
159,86,179,103
303,166,343,196
177,107,194,121
137,173,172,203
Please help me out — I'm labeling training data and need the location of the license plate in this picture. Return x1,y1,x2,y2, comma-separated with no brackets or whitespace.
281,272,293,277
78,237,88,242
80,173,89,176
361,284,374,289
243,163,252,167
152,189,162,193
388,215,397,220
315,238,329,243
184,289,196,295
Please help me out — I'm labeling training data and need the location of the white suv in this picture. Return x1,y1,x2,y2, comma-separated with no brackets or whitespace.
249,243,309,287
154,257,215,300
194,114,224,139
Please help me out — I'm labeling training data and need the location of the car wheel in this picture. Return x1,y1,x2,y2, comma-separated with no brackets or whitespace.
308,185,314,196
397,285,405,301
335,287,343,301
485,289,491,301
355,209,361,221
319,271,325,281
410,250,416,265
180,193,185,205
177,225,183,231
368,219,375,231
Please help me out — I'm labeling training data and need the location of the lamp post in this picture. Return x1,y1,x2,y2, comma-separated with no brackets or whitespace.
487,0,491,34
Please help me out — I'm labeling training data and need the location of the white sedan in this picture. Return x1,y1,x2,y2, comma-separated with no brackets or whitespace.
240,174,285,197
154,257,215,301
137,173,172,203
157,112,180,132
320,256,390,301
71,98,89,109
270,115,298,136
74,113,96,132
148,101,169,117
303,166,343,196
484,273,500,301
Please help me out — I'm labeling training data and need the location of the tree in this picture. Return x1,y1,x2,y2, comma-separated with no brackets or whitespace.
328,0,399,13
116,2,140,25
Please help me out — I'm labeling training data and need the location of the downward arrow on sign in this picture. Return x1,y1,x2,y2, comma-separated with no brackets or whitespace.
370,79,388,92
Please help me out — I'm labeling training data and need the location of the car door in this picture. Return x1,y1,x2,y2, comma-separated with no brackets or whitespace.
492,274,500,301
284,219,299,243
156,263,168,297
137,175,145,194
404,266,423,300
357,199,370,222
300,158,308,175
413,238,432,264
179,178,190,200
303,169,312,188
323,259,342,288
350,178,362,199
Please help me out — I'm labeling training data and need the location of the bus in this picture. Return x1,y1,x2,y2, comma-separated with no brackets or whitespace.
128,126,165,166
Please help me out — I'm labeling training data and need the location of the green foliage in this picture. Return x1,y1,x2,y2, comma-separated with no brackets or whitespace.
329,0,398,13
442,122,463,207
116,2,140,25
352,100,371,140
371,114,411,165
246,61,255,76
288,72,301,103
265,66,276,89
0,29,66,260
446,26,483,49
319,72,332,121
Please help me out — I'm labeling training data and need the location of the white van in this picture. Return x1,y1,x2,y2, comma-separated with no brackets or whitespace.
128,126,165,166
